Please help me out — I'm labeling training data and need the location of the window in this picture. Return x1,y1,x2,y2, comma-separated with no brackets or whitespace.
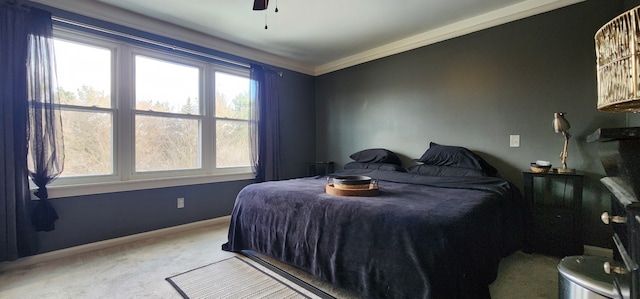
55,39,114,177
134,55,201,172
215,72,251,168
52,29,252,191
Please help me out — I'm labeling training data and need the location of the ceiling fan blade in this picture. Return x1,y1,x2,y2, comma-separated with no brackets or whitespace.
253,0,269,10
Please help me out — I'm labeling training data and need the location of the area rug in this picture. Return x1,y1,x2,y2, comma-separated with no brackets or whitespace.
166,255,334,299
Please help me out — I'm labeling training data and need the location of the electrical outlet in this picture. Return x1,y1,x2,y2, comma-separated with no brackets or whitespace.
177,197,185,209
509,135,520,147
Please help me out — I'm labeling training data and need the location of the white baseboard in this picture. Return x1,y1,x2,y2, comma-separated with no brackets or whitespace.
583,245,613,258
0,216,231,272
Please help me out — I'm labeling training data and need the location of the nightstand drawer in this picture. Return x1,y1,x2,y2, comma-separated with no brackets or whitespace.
531,207,582,256
532,208,576,235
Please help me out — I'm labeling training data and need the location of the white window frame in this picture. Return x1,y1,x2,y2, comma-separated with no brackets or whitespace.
44,27,254,199
128,48,209,180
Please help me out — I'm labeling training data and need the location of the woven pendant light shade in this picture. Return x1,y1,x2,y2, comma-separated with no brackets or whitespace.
595,6,640,112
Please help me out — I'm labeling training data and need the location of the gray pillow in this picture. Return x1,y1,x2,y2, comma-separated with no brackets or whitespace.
350,148,402,165
415,142,497,176
344,162,405,172
407,164,486,177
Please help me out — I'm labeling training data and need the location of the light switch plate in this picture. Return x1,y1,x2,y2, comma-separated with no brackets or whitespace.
509,135,520,147
177,197,185,209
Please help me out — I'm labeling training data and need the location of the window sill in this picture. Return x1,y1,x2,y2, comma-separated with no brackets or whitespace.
37,172,255,199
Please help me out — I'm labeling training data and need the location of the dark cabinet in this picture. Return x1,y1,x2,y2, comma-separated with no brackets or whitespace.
523,171,584,257
601,177,640,299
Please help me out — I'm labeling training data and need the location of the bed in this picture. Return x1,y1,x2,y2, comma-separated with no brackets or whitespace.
222,145,529,298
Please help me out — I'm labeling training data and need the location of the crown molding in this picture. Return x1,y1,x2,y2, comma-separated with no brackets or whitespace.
313,0,585,76
29,0,316,75
31,0,584,77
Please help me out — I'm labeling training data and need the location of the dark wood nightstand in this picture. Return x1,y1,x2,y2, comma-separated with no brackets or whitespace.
523,170,584,257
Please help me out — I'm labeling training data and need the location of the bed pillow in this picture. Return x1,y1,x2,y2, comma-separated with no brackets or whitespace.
415,142,498,176
407,164,487,177
344,162,406,172
349,148,402,165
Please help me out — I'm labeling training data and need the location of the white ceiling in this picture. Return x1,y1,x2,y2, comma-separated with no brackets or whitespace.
38,0,584,75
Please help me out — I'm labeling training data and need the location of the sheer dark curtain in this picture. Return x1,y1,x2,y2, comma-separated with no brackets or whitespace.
26,7,64,232
249,64,281,182
0,3,63,262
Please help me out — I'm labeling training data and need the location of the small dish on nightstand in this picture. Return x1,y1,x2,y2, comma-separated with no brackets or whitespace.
530,161,552,173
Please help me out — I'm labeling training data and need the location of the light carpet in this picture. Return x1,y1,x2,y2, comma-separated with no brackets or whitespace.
167,256,329,299
0,221,563,298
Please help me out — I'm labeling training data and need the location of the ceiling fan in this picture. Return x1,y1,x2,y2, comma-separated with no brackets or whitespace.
253,0,269,11
253,0,278,12
253,0,279,29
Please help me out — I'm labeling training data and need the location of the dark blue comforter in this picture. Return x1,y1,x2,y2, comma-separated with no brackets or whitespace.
222,169,529,298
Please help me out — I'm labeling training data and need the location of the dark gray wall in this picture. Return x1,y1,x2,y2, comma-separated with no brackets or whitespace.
316,0,626,248
36,67,315,253
278,70,318,179
39,180,249,253
625,0,640,9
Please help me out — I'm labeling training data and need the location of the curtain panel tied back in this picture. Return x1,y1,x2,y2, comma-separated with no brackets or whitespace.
26,7,64,232
1,3,64,262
